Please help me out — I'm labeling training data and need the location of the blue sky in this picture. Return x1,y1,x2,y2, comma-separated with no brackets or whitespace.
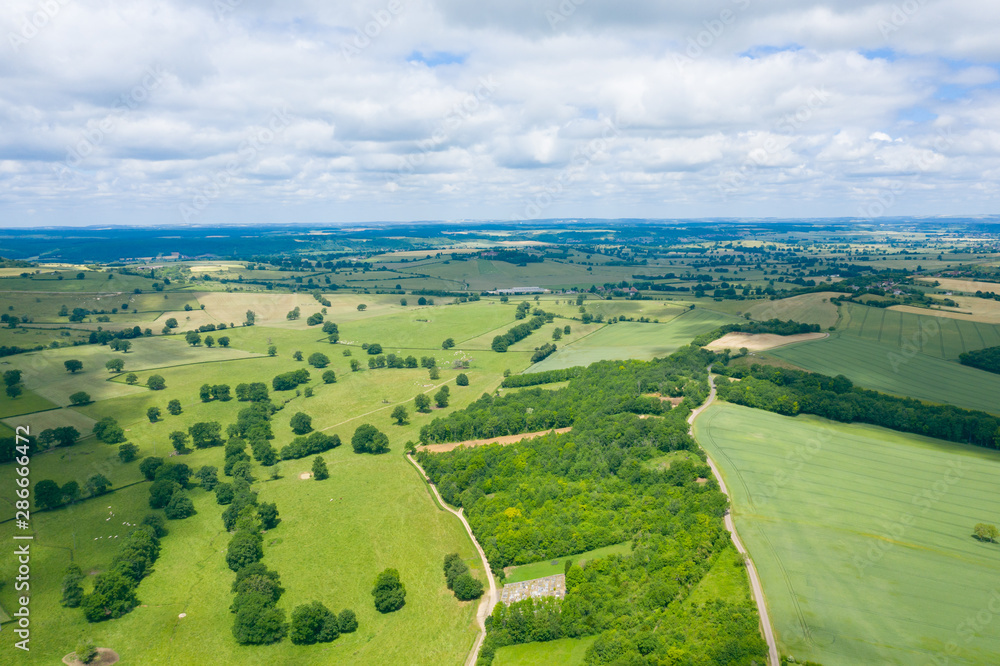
1,0,998,226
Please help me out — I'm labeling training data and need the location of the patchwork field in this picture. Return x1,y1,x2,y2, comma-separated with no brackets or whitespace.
526,308,741,372
837,302,1000,359
744,292,842,329
694,403,1000,665
769,333,1000,414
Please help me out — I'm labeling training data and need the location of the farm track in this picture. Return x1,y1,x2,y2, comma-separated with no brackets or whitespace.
406,455,497,666
688,372,780,666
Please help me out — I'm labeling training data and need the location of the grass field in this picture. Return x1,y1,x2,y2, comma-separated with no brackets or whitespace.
494,636,598,666
503,542,632,584
769,333,1000,414
745,292,841,329
837,302,1000,359
694,402,1000,665
526,308,741,372
0,385,58,417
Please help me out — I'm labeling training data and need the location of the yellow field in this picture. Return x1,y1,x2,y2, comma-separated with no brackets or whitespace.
891,295,1000,323
917,277,1000,294
704,332,828,351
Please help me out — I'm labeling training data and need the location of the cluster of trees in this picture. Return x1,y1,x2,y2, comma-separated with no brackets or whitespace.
73,515,168,623
145,460,196,520
272,369,310,391
418,346,766,665
959,346,1000,375
323,321,339,343
200,383,232,402
93,417,126,444
235,382,269,402
281,431,341,460
491,311,553,352
34,472,111,510
530,343,557,363
4,369,23,399
500,367,582,388
366,353,421,370
352,424,390,454
716,364,1000,449
443,554,484,601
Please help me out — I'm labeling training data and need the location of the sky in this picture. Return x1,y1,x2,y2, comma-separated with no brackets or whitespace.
1,0,999,227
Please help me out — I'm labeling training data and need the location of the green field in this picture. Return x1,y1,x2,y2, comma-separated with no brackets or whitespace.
694,402,1000,665
745,292,841,329
503,542,632,584
769,333,1000,414
0,385,58,418
527,308,740,372
838,302,1000,359
494,636,597,666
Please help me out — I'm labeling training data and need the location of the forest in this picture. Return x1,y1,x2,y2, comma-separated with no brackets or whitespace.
959,345,1000,374
716,364,1000,449
417,346,767,665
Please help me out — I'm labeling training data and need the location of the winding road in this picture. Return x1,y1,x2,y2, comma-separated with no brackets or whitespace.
688,371,780,666
406,454,498,666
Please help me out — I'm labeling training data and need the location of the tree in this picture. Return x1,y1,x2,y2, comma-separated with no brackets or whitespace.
125,373,139,385
231,460,255,484
147,406,161,422
86,473,112,497
74,642,98,663
372,568,406,613
245,310,256,326
218,336,230,347
204,335,215,348
429,366,440,380
312,456,329,480
106,358,125,372
308,352,330,368
189,421,223,448
211,384,231,401
293,350,303,361
290,601,340,644
165,317,178,329
974,523,999,543
118,339,132,353
322,370,336,384
196,465,219,490
391,405,408,425
357,304,367,311
69,391,92,405
442,338,455,349
434,388,450,408
167,399,182,415
452,572,484,601
147,374,166,390
350,359,361,372
267,345,277,357
185,330,201,346
352,424,390,454
34,479,63,510
141,513,168,538
82,569,139,622
4,384,21,399
170,431,190,454
148,479,178,509
118,442,139,463
3,369,22,387
415,393,431,413
165,494,196,519
290,412,313,435
64,359,83,373
61,563,85,608
61,480,81,504
456,373,469,386
227,531,264,571
215,482,235,505
367,343,383,355
258,502,280,530
51,425,80,447
139,456,164,480
232,601,287,645
338,608,358,633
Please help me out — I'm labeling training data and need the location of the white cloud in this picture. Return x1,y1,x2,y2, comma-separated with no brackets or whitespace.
0,0,998,225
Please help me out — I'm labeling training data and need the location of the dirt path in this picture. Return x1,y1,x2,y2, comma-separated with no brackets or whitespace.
688,370,780,666
406,454,498,666
421,427,571,453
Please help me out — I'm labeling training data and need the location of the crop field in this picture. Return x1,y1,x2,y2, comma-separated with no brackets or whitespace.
768,333,1000,414
526,308,740,372
892,296,1000,324
694,403,1000,665
744,292,841,329
837,302,1000,359
917,277,1000,294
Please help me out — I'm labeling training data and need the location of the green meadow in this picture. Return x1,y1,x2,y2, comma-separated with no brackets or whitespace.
503,542,632,584
694,402,1000,665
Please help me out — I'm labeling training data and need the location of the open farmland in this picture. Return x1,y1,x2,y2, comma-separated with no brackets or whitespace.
744,292,842,329
694,402,1000,666
837,302,1000,359
769,333,1000,414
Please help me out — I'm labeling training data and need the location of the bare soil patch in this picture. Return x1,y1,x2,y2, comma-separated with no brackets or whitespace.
704,331,828,351
423,427,571,453
63,648,120,666
299,472,312,480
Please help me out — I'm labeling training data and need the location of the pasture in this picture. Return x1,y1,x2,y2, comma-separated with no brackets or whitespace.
503,542,632,584
836,302,1000,359
527,308,740,372
694,402,1000,665
769,333,1000,414
494,636,597,666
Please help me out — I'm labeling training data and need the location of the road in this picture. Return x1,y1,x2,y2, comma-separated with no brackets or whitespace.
406,454,498,666
688,370,781,666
